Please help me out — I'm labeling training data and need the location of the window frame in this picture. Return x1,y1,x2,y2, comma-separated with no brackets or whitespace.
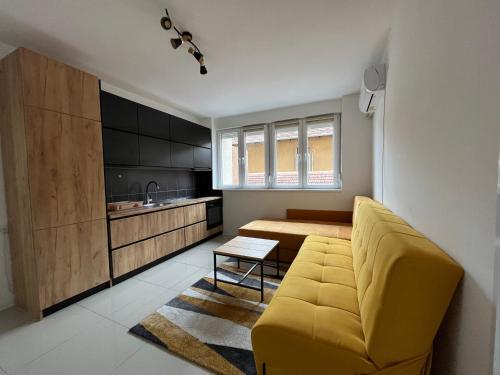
215,113,341,190
242,125,268,189
216,129,241,189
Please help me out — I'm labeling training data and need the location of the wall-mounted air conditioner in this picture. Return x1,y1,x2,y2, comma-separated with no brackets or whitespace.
359,64,386,114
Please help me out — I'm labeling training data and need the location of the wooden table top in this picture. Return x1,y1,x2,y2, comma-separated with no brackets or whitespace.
213,236,279,260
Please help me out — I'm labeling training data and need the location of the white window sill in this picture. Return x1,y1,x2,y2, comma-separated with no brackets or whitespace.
216,188,343,192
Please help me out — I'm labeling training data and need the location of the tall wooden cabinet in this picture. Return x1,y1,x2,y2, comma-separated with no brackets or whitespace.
0,48,109,317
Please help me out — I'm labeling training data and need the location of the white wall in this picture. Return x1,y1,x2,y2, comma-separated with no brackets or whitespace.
494,140,500,374
214,94,373,235
372,94,385,202
372,0,500,373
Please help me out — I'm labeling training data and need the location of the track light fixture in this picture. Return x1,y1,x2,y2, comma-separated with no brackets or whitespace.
160,7,208,75
188,47,207,75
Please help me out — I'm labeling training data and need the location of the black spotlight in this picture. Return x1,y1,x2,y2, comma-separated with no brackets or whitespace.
200,65,207,75
161,8,172,30
192,50,203,63
161,16,172,30
170,38,183,49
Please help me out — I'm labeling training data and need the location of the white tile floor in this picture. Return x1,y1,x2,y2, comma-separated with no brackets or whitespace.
0,235,233,375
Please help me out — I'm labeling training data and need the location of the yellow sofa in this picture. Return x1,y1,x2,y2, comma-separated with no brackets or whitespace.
251,197,463,375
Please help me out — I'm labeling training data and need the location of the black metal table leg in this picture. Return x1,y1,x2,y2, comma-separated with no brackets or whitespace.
276,245,280,278
260,260,264,302
213,252,217,291
237,258,240,269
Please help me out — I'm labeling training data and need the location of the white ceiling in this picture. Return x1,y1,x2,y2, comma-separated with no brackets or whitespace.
0,0,398,118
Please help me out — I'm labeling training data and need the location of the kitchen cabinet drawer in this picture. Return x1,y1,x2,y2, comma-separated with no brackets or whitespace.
185,222,222,247
185,221,206,247
171,142,194,168
110,207,185,248
21,48,101,121
100,91,138,132
112,228,185,278
139,136,171,167
35,219,109,309
194,147,212,169
103,128,139,165
25,107,106,229
184,203,206,225
138,104,170,139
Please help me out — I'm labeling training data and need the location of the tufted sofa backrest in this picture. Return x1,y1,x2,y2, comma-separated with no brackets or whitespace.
351,197,463,367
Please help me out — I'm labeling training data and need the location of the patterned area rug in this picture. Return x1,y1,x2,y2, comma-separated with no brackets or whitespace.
130,259,284,375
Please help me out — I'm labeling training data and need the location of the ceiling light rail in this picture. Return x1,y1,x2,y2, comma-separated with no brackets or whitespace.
161,7,207,75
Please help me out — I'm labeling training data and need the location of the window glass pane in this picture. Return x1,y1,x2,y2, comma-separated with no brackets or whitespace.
220,132,239,186
244,129,265,186
306,120,335,185
275,125,299,186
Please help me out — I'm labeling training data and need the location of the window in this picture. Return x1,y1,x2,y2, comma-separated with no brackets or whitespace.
305,117,337,187
244,127,266,187
216,114,341,189
218,131,240,187
272,121,300,187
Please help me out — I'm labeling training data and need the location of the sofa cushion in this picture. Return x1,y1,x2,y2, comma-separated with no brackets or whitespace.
351,197,464,368
252,235,376,375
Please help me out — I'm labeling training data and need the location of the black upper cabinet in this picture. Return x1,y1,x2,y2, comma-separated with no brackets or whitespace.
196,126,212,149
170,116,192,144
100,91,138,133
139,136,171,167
171,142,194,168
138,105,170,140
103,128,139,166
194,147,212,169
171,116,211,148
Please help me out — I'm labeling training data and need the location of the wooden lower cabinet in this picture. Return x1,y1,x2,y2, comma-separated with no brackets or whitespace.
110,207,184,248
183,203,206,226
112,228,185,278
34,219,109,309
185,222,206,246
185,221,223,247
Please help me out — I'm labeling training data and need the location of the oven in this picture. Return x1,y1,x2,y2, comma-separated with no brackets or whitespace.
206,199,223,229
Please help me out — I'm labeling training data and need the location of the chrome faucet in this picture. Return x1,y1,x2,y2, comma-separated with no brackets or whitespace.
145,180,160,204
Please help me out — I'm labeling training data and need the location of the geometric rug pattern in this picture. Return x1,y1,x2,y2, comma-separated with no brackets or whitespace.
129,260,283,375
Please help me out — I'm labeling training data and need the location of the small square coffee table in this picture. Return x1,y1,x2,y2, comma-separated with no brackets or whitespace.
213,236,280,302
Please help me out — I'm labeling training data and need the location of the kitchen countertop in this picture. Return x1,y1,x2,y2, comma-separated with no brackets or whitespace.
107,196,222,220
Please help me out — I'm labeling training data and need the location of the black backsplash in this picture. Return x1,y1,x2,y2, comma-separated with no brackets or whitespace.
105,167,220,203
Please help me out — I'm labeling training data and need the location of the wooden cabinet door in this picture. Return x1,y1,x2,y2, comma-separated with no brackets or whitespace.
110,207,185,248
25,107,106,229
112,228,185,278
21,48,100,121
35,219,109,309
184,203,206,226
185,222,207,246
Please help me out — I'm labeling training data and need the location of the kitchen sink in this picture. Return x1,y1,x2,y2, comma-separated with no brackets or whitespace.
143,201,172,208
143,198,191,209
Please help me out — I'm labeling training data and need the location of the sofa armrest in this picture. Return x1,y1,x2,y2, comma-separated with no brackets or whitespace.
286,209,352,223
